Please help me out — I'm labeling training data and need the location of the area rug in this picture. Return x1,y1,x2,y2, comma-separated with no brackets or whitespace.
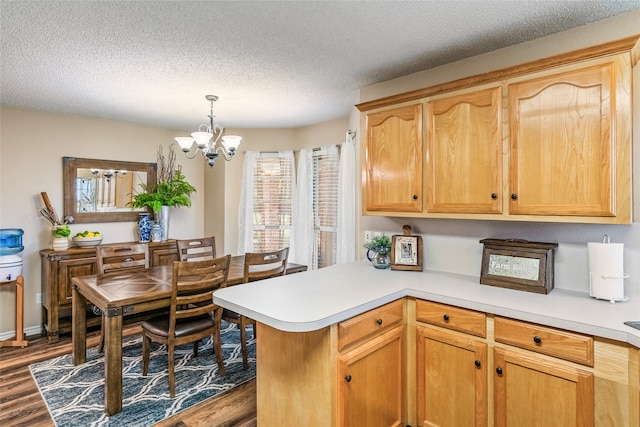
29,321,255,427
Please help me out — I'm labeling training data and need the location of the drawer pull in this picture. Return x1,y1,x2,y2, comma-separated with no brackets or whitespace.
474,360,481,368
533,336,542,344
443,314,449,321
376,318,383,325
345,375,352,383
496,367,503,375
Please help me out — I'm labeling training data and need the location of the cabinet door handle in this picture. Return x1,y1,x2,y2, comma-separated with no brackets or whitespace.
533,335,542,344
510,193,518,200
443,314,449,321
412,194,418,200
376,318,383,325
345,375,352,383
474,360,481,367
491,193,498,199
496,367,503,375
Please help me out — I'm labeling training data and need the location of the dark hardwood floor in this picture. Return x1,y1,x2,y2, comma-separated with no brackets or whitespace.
0,325,256,426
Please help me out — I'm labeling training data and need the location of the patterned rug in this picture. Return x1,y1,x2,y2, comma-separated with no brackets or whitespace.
29,321,255,427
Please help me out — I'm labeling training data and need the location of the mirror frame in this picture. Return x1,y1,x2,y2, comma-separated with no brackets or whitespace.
63,157,157,223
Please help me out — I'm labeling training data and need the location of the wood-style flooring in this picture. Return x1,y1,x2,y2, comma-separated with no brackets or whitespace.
0,325,257,427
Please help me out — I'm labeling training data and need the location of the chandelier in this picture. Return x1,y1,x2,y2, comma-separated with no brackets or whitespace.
174,95,242,167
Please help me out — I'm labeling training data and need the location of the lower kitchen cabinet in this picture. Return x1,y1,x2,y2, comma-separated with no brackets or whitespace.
493,347,594,427
416,325,488,427
254,297,638,427
338,326,404,427
256,299,406,427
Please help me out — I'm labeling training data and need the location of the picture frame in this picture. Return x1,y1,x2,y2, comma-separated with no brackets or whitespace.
479,238,558,294
391,225,423,271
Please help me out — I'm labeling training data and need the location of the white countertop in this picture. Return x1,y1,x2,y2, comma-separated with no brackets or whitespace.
213,260,640,348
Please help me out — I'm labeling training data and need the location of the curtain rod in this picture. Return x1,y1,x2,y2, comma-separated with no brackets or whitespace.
243,129,356,155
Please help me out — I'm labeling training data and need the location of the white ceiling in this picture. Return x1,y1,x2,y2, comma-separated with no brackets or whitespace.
2,1,639,131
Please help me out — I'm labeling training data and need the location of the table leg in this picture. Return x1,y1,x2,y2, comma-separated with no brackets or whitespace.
71,285,87,365
103,311,123,415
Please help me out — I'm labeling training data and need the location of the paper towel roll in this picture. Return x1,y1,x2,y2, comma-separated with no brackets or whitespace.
588,240,626,302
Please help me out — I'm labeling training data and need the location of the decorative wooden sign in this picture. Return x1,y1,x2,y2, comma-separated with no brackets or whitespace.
480,238,558,294
391,225,423,271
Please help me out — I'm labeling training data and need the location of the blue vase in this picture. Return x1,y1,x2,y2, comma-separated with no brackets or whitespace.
137,213,151,242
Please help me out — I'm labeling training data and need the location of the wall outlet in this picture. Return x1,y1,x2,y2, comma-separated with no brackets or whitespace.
364,230,373,243
36,293,42,305
372,231,382,238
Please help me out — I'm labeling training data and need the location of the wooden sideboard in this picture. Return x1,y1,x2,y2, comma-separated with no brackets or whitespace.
40,240,179,343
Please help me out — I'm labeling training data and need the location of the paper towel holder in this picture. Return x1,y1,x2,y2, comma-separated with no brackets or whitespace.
589,235,629,304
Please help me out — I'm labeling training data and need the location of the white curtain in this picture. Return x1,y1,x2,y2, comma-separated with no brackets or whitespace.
336,134,356,264
238,151,257,254
292,148,313,265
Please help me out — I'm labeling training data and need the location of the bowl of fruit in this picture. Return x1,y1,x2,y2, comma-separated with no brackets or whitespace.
72,231,103,247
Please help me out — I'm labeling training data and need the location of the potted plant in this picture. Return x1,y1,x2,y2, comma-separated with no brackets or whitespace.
363,234,392,269
51,224,71,251
130,145,196,240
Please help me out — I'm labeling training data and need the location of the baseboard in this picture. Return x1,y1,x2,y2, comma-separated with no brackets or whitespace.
0,325,42,341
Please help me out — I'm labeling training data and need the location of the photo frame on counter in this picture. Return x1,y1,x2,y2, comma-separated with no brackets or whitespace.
391,225,423,271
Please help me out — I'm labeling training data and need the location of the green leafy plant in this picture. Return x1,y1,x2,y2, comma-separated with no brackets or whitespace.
129,146,196,213
52,225,71,238
364,234,391,252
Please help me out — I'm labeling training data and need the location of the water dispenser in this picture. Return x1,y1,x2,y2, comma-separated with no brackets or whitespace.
0,228,24,282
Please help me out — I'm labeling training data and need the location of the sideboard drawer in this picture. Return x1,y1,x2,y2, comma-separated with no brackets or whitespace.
416,299,486,338
494,316,594,366
338,299,404,351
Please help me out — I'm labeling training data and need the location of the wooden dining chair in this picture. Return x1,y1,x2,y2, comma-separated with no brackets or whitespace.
176,237,216,262
95,243,150,353
222,247,289,370
141,255,231,398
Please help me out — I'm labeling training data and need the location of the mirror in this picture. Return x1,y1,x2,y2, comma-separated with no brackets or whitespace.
63,157,157,223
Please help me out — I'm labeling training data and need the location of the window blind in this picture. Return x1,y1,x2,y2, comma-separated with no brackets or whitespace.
312,148,339,269
251,153,294,252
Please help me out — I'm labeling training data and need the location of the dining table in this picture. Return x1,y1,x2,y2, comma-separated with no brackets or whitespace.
71,255,307,416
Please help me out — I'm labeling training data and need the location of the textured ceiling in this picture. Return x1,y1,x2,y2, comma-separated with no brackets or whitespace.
2,1,639,130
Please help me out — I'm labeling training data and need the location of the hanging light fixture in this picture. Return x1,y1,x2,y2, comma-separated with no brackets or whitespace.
174,95,242,168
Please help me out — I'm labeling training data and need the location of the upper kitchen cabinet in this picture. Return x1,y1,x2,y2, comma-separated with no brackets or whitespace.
427,86,503,214
508,55,632,223
357,36,638,223
364,104,423,213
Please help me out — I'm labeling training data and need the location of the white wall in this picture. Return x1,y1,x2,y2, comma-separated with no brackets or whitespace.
359,11,640,300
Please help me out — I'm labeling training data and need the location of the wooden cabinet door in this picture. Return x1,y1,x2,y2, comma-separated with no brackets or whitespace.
365,104,423,212
58,255,96,305
338,326,404,427
427,87,502,214
508,60,629,220
417,325,488,427
494,347,594,427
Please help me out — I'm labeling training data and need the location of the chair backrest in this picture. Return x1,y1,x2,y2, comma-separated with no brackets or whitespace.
176,237,216,262
243,247,289,283
96,243,149,274
170,255,231,331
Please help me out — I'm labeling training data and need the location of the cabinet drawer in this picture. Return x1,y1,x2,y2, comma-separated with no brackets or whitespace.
494,316,594,366
416,300,486,338
338,299,404,351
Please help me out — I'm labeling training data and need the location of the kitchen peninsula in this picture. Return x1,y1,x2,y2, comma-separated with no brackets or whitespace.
213,260,640,427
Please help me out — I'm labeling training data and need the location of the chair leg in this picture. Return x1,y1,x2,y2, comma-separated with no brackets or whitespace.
213,327,226,376
168,343,175,398
142,334,150,376
193,340,199,357
239,316,249,370
98,315,105,353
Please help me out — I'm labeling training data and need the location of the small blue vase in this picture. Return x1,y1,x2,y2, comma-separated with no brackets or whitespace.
137,213,151,242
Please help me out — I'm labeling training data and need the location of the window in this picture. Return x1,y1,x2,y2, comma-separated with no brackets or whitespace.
240,151,295,253
312,148,339,269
